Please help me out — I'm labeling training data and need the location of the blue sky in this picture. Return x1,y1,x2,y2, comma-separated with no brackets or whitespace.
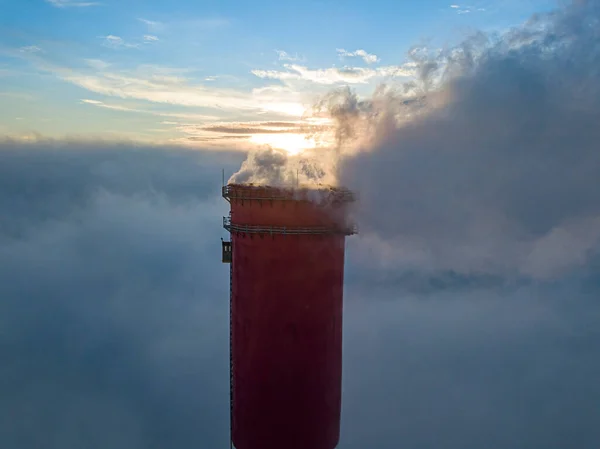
0,0,557,148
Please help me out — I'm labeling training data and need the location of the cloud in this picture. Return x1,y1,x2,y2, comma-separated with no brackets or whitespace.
100,35,140,49
46,0,100,7
65,70,306,116
251,63,415,85
337,48,380,64
11,53,309,122
80,99,103,105
203,126,297,135
143,35,160,43
1,54,300,118
165,118,332,149
138,18,165,31
99,35,138,49
84,59,110,70
2,129,600,449
449,3,485,14
340,282,600,449
173,120,331,152
80,99,219,121
328,0,600,280
78,96,325,148
138,18,161,26
275,50,303,62
0,140,244,449
19,46,42,53
197,120,328,135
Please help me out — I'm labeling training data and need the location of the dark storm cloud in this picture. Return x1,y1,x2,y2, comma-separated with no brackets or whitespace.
336,0,600,279
0,140,244,448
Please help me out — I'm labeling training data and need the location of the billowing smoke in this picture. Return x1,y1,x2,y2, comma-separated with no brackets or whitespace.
229,147,292,185
228,146,335,186
333,0,600,279
230,2,600,281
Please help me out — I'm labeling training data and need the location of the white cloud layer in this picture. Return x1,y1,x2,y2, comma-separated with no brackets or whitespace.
1,140,600,449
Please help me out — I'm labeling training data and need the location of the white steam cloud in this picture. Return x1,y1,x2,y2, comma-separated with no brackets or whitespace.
231,0,600,280
228,147,336,186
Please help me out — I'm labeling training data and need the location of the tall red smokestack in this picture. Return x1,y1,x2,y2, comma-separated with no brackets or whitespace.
222,183,355,449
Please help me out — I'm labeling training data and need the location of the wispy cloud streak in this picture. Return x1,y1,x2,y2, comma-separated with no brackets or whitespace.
252,63,415,85
46,0,100,7
80,99,218,121
337,48,380,64
99,35,140,49
275,50,304,62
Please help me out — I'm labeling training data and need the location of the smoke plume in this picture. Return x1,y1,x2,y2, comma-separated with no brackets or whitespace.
228,146,335,186
229,1,600,282
331,0,600,279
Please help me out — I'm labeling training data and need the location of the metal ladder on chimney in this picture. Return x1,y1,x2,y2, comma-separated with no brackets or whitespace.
229,254,233,449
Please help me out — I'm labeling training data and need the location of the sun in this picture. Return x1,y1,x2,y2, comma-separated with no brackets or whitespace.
249,133,317,155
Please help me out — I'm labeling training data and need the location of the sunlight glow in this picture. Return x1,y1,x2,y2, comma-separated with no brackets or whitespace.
260,102,307,117
249,133,317,155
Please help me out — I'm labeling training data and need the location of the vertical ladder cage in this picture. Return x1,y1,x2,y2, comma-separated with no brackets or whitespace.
221,169,233,449
221,237,233,449
229,257,233,449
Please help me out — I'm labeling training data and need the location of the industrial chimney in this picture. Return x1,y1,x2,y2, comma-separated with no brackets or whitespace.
222,183,356,449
